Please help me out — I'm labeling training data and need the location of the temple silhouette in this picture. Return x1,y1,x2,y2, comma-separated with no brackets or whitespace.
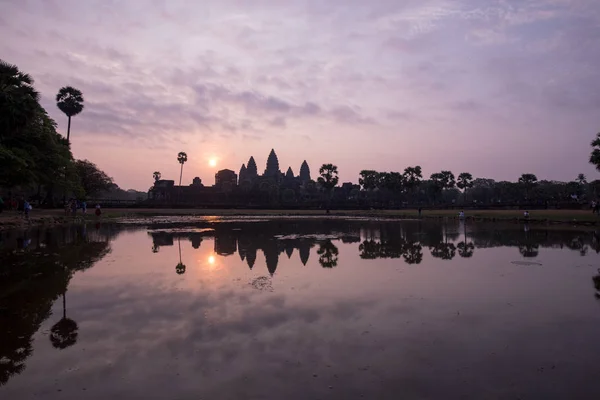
148,149,357,206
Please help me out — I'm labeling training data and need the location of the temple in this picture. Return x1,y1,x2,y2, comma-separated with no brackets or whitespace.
149,149,334,206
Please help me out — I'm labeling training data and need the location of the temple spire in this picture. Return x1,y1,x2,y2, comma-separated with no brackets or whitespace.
264,149,280,177
300,160,311,182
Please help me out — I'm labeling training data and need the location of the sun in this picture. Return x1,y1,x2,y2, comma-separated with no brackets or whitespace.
209,158,217,167
208,255,215,264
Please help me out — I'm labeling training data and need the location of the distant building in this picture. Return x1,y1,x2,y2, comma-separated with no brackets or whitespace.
215,169,237,191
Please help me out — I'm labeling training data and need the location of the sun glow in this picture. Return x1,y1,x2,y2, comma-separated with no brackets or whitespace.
208,255,216,264
209,158,217,167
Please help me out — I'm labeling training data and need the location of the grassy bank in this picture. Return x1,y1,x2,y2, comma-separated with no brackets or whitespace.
1,208,599,230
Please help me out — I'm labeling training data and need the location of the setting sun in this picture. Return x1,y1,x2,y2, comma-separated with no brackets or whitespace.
209,159,217,167
208,255,215,264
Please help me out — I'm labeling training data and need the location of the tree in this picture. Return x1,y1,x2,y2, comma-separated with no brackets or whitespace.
177,152,187,186
457,172,474,202
441,170,456,189
74,159,114,197
317,164,339,214
518,173,538,200
153,171,161,182
49,291,78,350
317,240,339,268
358,170,379,191
0,59,40,139
590,133,600,172
577,173,587,185
56,86,84,143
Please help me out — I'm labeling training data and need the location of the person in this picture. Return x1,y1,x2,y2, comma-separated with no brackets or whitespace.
95,203,102,217
23,200,31,219
458,210,465,219
82,200,87,215
523,210,530,220
592,200,597,214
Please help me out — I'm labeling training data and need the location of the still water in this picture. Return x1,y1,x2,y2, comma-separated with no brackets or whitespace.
1,218,600,400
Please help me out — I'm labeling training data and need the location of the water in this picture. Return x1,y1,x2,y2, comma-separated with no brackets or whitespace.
1,219,600,399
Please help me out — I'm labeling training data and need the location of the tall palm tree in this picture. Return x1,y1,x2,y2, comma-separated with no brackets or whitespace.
590,133,600,172
177,152,187,186
176,237,186,275
577,173,587,185
317,164,339,214
0,59,40,138
153,171,161,182
50,291,79,350
457,172,474,203
518,173,538,200
56,86,84,143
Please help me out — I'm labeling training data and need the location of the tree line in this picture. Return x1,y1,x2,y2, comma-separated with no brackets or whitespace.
349,168,600,208
0,60,117,204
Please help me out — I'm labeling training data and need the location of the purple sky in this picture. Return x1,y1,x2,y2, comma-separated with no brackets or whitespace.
2,0,599,190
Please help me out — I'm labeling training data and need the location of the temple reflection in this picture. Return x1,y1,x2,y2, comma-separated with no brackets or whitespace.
1,220,600,388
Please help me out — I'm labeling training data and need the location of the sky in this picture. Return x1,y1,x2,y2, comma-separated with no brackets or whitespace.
1,0,599,190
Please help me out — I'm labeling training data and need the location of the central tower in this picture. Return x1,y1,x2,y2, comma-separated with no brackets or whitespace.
264,149,281,177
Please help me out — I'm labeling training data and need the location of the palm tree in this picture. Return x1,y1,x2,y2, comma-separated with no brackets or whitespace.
50,291,79,350
590,133,600,172
577,173,587,185
403,166,422,205
317,164,339,214
518,173,538,200
56,86,84,143
176,237,186,275
0,59,40,138
177,152,187,186
457,172,474,203
153,171,161,182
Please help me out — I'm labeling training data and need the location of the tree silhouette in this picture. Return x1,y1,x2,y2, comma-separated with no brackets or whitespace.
153,171,161,182
177,152,187,186
317,240,339,268
590,133,600,172
457,242,474,258
577,173,587,186
518,173,538,200
457,172,474,203
56,86,84,143
49,291,79,350
402,242,423,264
0,59,40,138
317,164,339,214
176,237,186,275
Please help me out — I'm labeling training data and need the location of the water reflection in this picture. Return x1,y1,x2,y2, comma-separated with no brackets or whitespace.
0,224,113,386
1,220,600,397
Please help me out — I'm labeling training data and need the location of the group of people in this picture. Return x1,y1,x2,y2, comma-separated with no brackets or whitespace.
0,196,33,218
64,199,102,217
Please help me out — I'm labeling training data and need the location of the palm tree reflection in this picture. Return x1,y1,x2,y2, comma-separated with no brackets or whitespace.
49,291,78,350
317,240,339,268
176,237,186,275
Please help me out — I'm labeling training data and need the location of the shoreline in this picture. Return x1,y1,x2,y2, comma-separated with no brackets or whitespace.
1,208,599,231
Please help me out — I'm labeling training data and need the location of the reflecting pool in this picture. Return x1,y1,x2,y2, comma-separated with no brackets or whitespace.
1,219,600,399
